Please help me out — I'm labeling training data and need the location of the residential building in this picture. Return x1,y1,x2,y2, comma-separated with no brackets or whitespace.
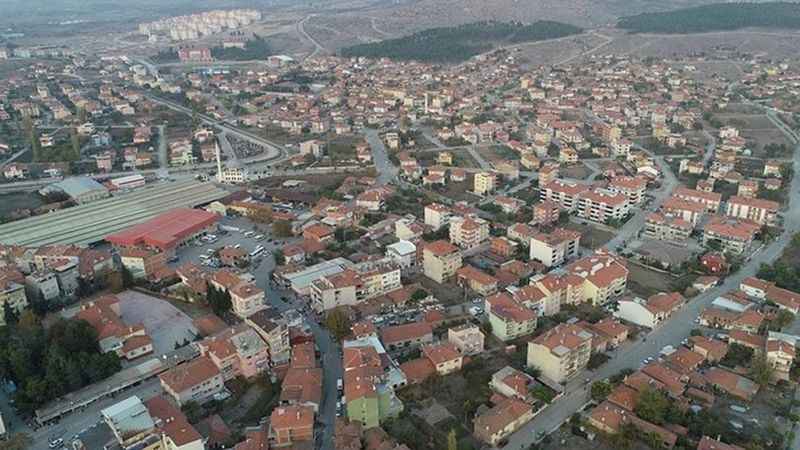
198,324,270,380
672,187,721,213
532,200,561,226
614,292,685,329
607,176,647,205
576,188,630,223
725,196,779,226
381,323,433,352
385,240,417,273
447,324,485,355
485,293,537,342
527,323,592,383
422,240,462,283
644,213,692,242
160,356,225,406
457,265,499,296
474,171,497,195
473,398,533,446
703,217,760,255
529,228,581,267
269,405,314,447
662,197,706,226
490,366,536,402
423,203,451,230
421,343,464,375
540,180,589,211
449,215,490,249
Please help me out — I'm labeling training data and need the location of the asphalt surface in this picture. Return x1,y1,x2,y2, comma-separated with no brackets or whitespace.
503,111,800,450
364,128,397,185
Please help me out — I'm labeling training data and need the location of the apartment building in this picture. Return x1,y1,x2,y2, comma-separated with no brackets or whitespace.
160,356,225,406
449,215,490,249
607,176,648,205
672,187,722,213
269,405,314,447
447,324,485,355
661,197,706,226
422,240,463,283
565,251,629,306
485,293,537,342
210,270,266,318
532,200,561,226
527,323,592,383
644,213,692,242
474,171,497,195
456,265,499,296
725,196,779,226
424,203,451,230
309,261,401,312
614,292,685,328
703,217,761,255
198,324,270,381
529,228,581,267
576,188,630,223
539,180,589,211
473,398,534,446
245,308,291,366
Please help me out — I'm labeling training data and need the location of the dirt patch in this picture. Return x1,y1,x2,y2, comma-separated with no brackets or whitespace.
564,222,615,249
626,263,673,298
561,163,593,180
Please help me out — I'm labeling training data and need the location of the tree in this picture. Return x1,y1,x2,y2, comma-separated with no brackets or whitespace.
107,270,125,293
771,309,795,331
751,354,774,387
447,429,458,450
0,432,32,450
634,387,669,425
590,380,613,402
272,220,292,237
587,352,610,369
121,265,135,289
3,302,19,326
324,307,351,341
70,127,81,160
410,289,428,302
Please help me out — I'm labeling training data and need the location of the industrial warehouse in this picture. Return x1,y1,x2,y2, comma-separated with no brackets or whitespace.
106,208,220,253
0,179,228,247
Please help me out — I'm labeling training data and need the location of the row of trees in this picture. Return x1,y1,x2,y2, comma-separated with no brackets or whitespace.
618,2,800,34
341,20,582,63
206,283,233,316
0,315,121,414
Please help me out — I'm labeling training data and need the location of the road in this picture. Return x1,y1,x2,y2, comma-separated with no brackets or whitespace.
603,145,679,251
0,148,29,170
503,108,800,450
297,15,325,60
157,124,168,170
142,92,287,163
364,129,397,185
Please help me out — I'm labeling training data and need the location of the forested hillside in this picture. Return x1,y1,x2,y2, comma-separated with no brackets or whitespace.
340,20,583,63
618,2,800,34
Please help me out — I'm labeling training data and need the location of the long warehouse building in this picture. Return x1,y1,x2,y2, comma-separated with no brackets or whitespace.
0,179,229,247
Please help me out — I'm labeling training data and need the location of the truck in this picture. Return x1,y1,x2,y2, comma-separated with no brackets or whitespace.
219,225,241,233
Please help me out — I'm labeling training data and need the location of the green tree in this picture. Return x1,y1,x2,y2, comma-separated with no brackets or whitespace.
751,354,774,387
324,307,351,341
70,127,81,160
0,432,32,450
635,387,669,425
411,289,428,302
3,302,19,326
447,429,457,450
590,380,613,402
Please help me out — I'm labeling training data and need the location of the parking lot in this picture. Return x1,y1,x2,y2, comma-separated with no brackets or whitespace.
170,215,292,271
117,290,198,356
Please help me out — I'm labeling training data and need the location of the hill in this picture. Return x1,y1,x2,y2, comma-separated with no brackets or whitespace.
340,20,583,63
618,2,800,34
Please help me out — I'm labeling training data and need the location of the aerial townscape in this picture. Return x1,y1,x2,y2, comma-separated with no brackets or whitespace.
2,1,800,450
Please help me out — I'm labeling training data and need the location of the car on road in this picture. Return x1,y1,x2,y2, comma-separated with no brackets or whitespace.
48,437,64,448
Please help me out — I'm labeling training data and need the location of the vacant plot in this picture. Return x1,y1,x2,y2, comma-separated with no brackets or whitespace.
626,263,673,298
117,290,198,356
629,238,695,268
561,163,593,180
565,222,615,249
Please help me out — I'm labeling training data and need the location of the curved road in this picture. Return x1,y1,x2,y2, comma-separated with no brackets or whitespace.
297,15,325,60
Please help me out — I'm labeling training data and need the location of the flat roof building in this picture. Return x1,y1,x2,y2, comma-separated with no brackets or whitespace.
107,208,219,252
